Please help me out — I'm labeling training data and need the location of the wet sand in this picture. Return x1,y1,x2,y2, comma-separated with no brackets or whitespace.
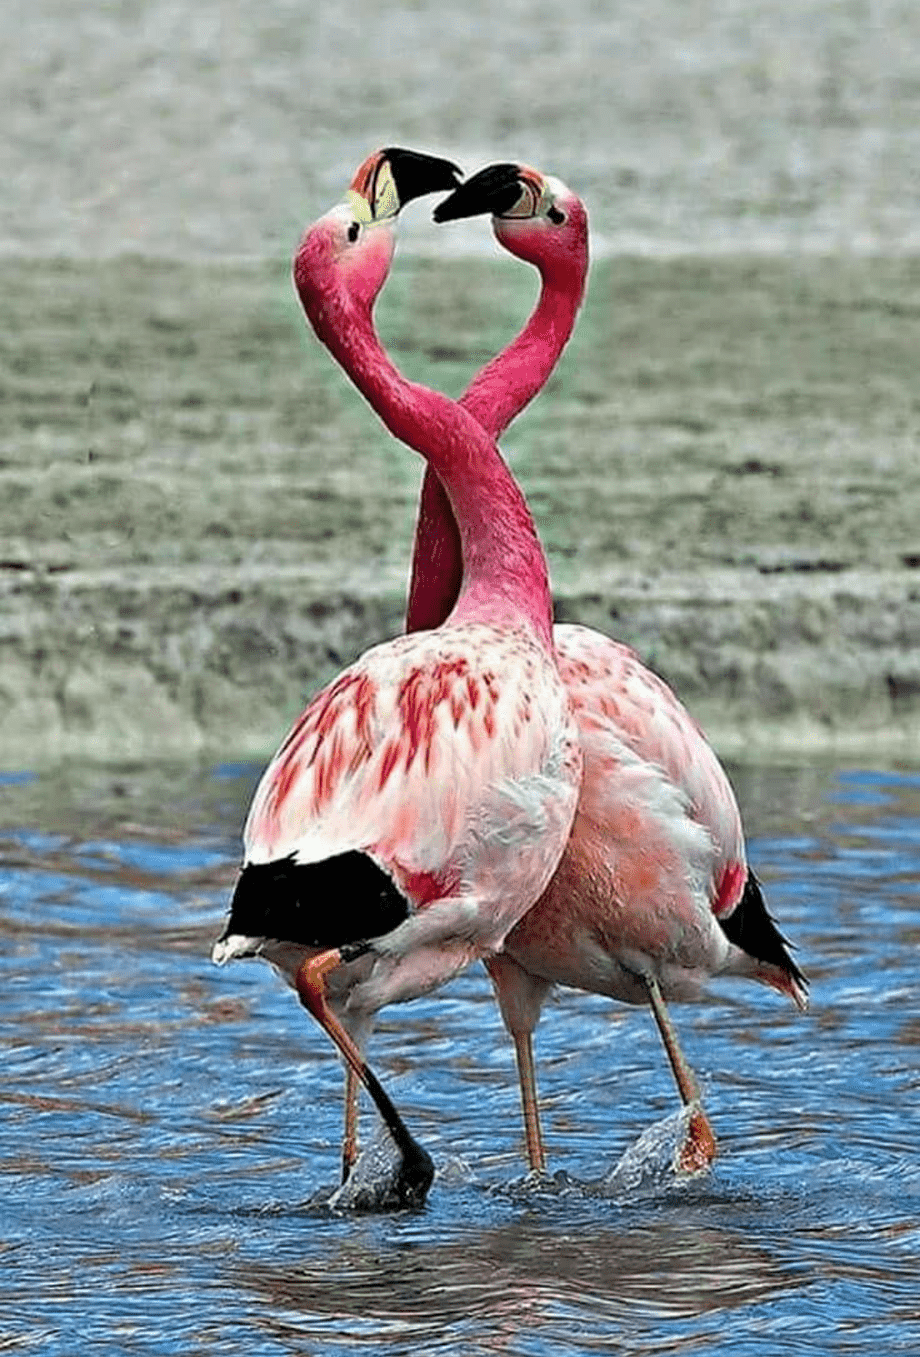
2,253,919,767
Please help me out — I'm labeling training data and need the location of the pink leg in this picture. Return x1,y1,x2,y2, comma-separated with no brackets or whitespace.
295,947,433,1202
484,954,550,1174
512,1029,546,1174
643,973,717,1172
342,1065,360,1183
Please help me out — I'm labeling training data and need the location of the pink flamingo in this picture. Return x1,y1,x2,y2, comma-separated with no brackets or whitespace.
211,149,583,1200
411,162,808,1174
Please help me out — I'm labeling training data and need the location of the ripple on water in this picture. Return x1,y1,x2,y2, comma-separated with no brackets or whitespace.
0,761,919,1356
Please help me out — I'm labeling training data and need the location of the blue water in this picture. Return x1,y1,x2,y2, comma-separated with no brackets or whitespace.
1,761,918,1355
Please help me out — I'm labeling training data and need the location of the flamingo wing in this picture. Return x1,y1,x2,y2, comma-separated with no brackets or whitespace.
554,623,746,903
552,623,806,1007
239,624,580,951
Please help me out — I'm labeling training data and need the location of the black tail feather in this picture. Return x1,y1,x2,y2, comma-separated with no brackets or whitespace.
219,851,410,949
719,870,807,993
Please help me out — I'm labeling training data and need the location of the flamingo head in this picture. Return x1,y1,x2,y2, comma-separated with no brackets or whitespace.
433,162,588,289
294,147,462,315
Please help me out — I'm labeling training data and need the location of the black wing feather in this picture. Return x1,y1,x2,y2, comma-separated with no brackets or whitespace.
219,851,410,949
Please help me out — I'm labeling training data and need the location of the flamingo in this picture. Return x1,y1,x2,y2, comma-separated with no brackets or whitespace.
405,161,807,1174
211,149,583,1201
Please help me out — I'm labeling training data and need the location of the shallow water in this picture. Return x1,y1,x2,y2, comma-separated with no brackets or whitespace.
1,760,918,1355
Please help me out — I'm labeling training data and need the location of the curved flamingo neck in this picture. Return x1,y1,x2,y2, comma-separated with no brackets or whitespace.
464,271,584,433
294,247,554,647
406,256,585,635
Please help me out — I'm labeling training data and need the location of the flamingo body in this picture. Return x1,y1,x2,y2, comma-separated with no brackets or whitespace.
213,151,582,1134
215,622,580,1021
422,163,807,1168
502,622,805,1011
428,163,805,1011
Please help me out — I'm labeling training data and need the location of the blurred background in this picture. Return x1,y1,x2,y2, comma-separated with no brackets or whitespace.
2,0,919,762
7,0,920,258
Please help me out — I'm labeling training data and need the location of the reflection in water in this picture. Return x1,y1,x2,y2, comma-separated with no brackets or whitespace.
0,761,919,1355
240,1214,798,1345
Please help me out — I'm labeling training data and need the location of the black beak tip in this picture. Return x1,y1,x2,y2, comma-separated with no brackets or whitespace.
382,147,463,206
432,162,524,223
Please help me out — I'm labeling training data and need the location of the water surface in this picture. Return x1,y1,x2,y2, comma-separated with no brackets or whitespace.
1,760,918,1354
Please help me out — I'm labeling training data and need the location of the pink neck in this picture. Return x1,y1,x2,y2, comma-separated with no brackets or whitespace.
406,269,584,634
295,259,554,647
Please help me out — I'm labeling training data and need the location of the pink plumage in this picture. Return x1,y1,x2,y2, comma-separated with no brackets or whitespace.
505,624,803,1006
240,625,582,990
212,150,582,1195
422,162,807,1172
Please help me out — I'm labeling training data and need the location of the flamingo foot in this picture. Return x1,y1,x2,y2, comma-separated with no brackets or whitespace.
675,1104,718,1177
328,1118,436,1215
599,1103,715,1198
331,1119,434,1212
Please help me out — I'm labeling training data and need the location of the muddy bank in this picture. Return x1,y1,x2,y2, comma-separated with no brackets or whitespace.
2,255,919,768
3,563,918,769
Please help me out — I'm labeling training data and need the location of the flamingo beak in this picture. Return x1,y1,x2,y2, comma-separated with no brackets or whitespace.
433,162,537,222
349,147,463,223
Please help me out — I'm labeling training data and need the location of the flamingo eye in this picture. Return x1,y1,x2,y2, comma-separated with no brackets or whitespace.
547,204,566,225
347,221,361,243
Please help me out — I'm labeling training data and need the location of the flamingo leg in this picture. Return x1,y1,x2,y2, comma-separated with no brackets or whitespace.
342,1065,360,1183
483,953,551,1174
295,947,434,1203
642,973,717,1172
512,1029,547,1174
